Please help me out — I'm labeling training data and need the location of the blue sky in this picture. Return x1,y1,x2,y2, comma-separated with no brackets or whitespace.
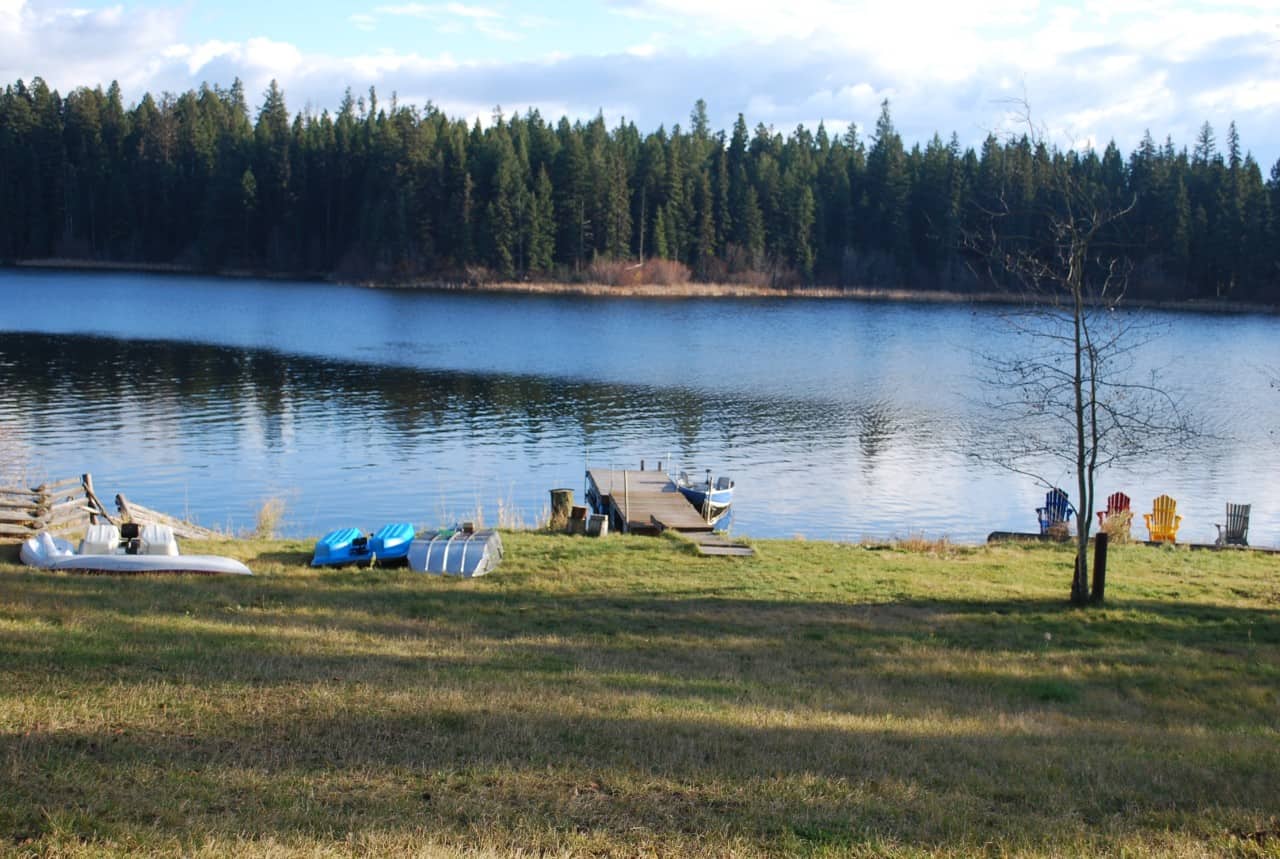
3,0,1279,165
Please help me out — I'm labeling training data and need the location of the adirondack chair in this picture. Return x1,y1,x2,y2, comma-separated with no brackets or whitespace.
1096,491,1132,531
1215,503,1250,547
1036,488,1074,534
1143,494,1182,543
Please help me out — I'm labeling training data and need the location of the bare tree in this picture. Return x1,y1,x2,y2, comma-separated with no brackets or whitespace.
971,108,1199,606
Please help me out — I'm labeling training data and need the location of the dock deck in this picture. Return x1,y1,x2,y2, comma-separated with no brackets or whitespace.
585,468,715,535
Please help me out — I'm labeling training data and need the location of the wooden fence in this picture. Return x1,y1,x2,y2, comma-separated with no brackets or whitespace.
0,473,221,540
0,474,112,538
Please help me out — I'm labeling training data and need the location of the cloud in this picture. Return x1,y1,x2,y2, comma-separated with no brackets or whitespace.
0,0,185,93
364,2,520,40
1,0,1277,166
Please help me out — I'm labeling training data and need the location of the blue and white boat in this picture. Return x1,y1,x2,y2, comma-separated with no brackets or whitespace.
311,522,416,566
673,469,734,527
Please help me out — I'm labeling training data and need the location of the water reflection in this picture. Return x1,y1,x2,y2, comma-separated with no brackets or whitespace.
2,270,1277,544
0,332,946,538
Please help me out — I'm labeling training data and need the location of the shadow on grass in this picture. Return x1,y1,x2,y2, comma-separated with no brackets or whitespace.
2,691,1276,852
1,564,1278,853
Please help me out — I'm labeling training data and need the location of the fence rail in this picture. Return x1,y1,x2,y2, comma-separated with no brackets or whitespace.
0,473,110,537
0,473,232,542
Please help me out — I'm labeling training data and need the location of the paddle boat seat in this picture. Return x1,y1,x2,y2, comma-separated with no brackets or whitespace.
80,523,121,555
139,523,180,556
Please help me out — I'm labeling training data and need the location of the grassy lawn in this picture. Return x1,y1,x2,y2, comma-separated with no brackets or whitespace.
1,533,1278,857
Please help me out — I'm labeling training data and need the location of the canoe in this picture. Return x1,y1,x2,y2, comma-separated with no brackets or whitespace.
20,529,251,575
311,522,415,566
407,527,503,577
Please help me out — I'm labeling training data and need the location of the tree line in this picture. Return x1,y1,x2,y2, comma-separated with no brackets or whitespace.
2,76,1277,301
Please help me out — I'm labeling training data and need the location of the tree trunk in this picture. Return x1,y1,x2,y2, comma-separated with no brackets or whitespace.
1071,550,1089,605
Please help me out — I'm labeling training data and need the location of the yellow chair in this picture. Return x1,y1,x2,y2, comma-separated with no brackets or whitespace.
1143,494,1182,543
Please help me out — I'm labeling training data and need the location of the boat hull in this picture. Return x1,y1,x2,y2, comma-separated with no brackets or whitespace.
21,532,251,575
676,485,733,526
48,554,252,575
407,529,503,577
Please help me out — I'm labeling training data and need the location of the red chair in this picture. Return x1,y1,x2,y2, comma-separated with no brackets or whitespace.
1096,492,1131,528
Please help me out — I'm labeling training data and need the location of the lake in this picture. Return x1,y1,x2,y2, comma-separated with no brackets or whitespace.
1,269,1276,545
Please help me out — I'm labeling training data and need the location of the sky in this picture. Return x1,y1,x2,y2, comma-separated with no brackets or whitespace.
2,0,1279,166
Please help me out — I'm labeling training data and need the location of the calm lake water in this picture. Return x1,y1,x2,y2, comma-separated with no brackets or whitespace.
1,269,1277,544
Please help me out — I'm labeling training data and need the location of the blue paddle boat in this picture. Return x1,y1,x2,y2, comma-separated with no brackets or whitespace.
311,522,416,566
674,469,734,527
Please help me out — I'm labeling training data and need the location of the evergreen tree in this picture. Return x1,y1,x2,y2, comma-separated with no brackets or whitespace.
527,165,555,273
0,77,1274,301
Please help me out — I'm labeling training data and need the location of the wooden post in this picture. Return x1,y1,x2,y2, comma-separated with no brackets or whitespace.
82,473,114,525
83,473,97,524
1090,532,1108,605
116,493,135,523
548,488,574,531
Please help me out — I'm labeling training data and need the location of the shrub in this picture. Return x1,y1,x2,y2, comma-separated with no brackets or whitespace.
640,258,691,285
1099,511,1133,544
586,257,692,287
253,497,286,539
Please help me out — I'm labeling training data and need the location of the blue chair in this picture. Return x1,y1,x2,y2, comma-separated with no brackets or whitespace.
1037,488,1074,534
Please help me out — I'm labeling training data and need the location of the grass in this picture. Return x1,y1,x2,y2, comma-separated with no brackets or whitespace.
1,533,1278,857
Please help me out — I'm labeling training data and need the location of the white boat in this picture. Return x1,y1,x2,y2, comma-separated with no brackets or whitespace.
20,524,252,575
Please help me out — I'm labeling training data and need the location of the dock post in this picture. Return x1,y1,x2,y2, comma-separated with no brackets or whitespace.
549,488,574,531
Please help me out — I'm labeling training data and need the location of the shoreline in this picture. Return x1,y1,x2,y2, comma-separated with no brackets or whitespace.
9,257,1279,315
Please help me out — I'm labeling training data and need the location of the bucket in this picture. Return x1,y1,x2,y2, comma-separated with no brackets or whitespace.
586,513,609,538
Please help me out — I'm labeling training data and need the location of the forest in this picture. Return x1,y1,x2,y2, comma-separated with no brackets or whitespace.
1,76,1277,302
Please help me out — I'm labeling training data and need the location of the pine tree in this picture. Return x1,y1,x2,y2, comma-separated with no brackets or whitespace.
652,204,669,259
486,137,519,278
692,168,715,276
527,165,555,273
866,99,909,277
604,145,632,259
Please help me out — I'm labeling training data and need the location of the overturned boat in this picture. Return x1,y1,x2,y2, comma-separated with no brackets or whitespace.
311,522,415,566
407,526,503,577
20,524,252,575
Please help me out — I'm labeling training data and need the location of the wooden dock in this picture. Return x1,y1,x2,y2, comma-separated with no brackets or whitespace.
586,468,716,536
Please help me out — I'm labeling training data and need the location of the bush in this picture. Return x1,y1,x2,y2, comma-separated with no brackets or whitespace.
586,257,691,287
1046,521,1072,542
1099,511,1133,544
639,258,691,285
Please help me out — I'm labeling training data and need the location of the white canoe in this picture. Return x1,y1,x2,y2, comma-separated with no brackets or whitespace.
20,531,252,576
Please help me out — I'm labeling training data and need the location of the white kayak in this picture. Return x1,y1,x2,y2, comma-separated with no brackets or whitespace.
20,528,252,576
